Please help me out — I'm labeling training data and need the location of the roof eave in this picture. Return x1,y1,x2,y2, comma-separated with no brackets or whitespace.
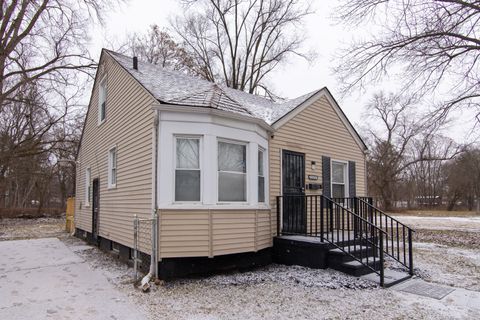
152,101,275,133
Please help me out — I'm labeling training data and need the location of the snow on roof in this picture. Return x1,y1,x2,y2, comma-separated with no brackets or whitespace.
106,50,319,125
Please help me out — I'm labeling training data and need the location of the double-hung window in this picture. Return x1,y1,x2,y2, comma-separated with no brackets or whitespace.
331,161,347,198
85,167,91,205
98,78,107,123
258,149,265,203
218,140,247,202
175,137,201,201
108,147,117,188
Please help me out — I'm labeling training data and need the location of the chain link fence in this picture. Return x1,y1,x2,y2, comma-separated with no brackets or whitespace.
133,213,158,282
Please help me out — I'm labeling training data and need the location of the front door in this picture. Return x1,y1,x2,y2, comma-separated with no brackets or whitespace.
92,178,100,241
282,150,306,234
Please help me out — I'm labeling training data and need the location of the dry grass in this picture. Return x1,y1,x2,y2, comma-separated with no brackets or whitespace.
393,210,479,217
414,229,480,249
0,217,66,241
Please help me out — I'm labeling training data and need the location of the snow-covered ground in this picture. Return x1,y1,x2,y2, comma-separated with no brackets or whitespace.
393,215,480,292
393,215,480,232
0,215,479,319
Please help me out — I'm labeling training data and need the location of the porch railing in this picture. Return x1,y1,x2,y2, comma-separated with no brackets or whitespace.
276,194,387,286
329,197,414,275
354,197,414,275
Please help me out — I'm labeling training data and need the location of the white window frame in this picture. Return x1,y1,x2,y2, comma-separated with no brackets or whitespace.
217,138,248,203
331,159,349,198
108,146,117,189
173,135,202,203
258,148,266,203
85,167,91,206
98,77,107,125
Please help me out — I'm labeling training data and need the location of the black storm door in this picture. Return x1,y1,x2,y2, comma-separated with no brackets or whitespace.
92,178,100,241
282,150,306,234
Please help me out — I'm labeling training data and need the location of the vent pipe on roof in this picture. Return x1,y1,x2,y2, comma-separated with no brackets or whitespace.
133,56,138,70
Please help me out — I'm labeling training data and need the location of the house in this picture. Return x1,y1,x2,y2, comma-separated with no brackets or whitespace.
75,49,413,285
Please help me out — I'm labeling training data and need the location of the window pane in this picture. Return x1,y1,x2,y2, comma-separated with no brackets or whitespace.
219,172,246,201
175,170,200,201
258,150,264,176
218,142,246,173
112,149,116,168
332,184,345,198
101,102,106,121
332,162,345,183
86,168,91,203
99,81,106,121
177,139,199,169
258,176,265,203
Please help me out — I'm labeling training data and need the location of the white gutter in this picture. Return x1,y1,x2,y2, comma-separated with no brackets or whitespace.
140,109,160,291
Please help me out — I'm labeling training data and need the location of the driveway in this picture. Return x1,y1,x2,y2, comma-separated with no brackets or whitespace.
0,238,145,320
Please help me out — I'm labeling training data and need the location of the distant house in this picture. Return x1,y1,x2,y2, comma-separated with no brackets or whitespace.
75,49,413,284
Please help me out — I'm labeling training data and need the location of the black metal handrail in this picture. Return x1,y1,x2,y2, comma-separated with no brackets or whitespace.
354,197,414,275
276,194,388,286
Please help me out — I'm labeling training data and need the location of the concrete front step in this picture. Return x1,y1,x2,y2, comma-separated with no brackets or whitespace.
361,269,412,288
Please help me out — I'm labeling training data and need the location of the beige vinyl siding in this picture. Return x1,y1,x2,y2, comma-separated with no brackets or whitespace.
269,95,367,229
75,52,156,249
158,209,273,258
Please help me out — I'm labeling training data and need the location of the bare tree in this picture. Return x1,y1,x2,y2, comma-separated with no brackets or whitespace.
407,135,458,208
172,0,313,96
444,148,480,211
0,0,119,212
334,0,480,122
364,91,462,210
120,25,202,74
0,0,108,108
0,1,119,156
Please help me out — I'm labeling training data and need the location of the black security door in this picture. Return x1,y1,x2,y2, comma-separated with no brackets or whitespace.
282,150,306,234
92,178,100,241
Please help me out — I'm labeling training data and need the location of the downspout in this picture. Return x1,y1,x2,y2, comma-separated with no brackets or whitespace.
141,109,160,291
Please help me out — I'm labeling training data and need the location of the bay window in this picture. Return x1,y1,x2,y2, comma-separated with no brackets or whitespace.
175,137,201,201
218,141,247,202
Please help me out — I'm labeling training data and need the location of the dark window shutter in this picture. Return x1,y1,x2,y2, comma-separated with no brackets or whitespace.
348,161,356,197
322,156,331,198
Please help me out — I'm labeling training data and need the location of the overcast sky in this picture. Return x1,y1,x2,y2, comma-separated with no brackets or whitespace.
89,0,475,143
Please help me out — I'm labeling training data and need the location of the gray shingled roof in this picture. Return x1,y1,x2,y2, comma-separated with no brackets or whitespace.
106,50,319,125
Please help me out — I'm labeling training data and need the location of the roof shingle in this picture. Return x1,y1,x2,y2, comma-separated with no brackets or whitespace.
106,50,319,125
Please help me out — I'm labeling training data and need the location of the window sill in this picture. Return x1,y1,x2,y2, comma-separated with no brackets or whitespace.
107,185,116,190
97,119,106,127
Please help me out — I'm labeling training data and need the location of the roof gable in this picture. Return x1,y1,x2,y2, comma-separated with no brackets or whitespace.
272,88,368,151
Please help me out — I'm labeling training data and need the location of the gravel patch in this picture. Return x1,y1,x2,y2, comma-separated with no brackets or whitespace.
177,264,378,290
